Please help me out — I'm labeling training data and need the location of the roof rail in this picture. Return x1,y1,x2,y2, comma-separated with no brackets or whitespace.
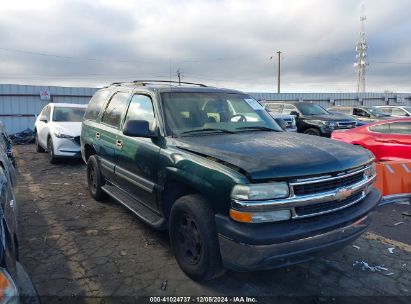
132,80,208,87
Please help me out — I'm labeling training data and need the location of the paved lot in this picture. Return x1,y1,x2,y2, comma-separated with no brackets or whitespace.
14,144,411,302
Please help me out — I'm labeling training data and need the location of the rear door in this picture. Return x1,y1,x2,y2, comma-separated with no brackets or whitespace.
97,91,130,182
383,122,411,159
115,93,160,212
365,123,390,159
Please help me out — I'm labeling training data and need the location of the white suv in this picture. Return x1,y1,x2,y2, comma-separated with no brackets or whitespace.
34,103,87,163
375,105,411,118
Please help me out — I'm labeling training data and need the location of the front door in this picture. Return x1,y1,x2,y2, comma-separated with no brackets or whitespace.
115,94,161,213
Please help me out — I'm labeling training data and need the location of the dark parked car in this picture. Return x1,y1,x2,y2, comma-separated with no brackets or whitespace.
0,123,16,168
327,106,391,123
0,129,38,301
81,81,381,281
267,102,357,136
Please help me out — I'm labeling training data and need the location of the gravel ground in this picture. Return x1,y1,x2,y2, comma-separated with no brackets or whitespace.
14,144,411,303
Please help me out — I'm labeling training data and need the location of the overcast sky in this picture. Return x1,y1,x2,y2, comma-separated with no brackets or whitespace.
0,0,410,92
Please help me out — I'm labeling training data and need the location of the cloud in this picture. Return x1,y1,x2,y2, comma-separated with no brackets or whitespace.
0,0,410,92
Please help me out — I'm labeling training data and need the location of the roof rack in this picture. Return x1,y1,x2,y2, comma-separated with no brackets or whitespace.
132,80,208,87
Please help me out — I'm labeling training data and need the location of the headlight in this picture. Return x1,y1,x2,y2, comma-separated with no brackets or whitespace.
231,182,289,200
324,121,337,128
364,162,376,178
229,209,291,223
54,131,74,139
0,268,18,303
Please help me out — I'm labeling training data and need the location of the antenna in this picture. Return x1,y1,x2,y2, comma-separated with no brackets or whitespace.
355,3,369,93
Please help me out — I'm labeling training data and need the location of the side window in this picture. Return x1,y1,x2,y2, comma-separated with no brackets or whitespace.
378,107,391,115
354,108,368,117
42,106,51,121
124,95,155,129
369,123,389,134
392,108,407,116
84,90,112,120
266,103,283,113
101,92,130,128
282,104,297,115
388,122,411,135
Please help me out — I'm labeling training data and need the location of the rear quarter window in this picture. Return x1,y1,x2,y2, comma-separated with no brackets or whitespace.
84,90,112,121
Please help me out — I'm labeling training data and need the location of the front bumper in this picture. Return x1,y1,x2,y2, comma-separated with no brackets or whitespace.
53,136,81,157
216,188,381,271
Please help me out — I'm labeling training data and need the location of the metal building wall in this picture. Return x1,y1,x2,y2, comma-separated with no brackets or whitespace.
0,84,98,134
1,84,411,134
248,92,411,109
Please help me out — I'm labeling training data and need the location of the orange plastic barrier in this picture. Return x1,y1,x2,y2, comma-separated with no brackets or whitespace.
374,160,411,196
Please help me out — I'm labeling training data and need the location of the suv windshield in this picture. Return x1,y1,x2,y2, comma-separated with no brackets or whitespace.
296,104,329,115
161,92,282,136
53,107,85,122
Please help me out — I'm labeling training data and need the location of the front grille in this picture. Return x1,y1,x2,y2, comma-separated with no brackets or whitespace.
295,191,364,217
336,121,356,129
293,171,364,196
73,136,80,145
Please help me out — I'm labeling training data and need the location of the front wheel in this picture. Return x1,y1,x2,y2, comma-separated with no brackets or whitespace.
169,194,224,281
304,128,321,136
47,137,57,164
87,155,106,201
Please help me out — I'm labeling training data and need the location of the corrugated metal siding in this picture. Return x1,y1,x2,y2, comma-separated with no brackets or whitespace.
1,84,411,134
248,92,411,108
0,84,98,134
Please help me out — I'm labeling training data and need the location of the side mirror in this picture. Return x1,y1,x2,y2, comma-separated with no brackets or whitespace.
290,111,300,118
39,116,48,123
274,118,288,131
123,120,157,138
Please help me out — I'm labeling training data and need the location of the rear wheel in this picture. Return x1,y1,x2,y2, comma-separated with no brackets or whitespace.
35,132,45,153
169,194,224,281
304,128,321,136
47,137,57,164
87,155,106,201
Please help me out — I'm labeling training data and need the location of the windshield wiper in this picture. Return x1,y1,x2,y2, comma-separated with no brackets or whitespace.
235,126,280,132
180,128,236,135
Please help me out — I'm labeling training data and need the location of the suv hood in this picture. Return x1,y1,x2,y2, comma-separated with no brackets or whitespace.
302,114,354,122
51,122,82,137
171,132,372,181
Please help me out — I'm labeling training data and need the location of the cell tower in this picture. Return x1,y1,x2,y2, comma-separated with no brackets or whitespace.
355,4,369,93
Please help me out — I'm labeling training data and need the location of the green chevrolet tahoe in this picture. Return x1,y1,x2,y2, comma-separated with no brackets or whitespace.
81,80,381,281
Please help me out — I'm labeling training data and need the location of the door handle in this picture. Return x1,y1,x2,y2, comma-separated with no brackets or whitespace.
96,132,100,139
116,140,123,149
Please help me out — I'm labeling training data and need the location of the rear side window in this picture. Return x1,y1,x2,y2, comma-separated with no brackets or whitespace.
378,107,392,115
369,123,389,134
84,90,112,120
392,108,407,116
265,103,283,113
282,104,297,115
41,106,51,121
389,122,411,135
101,92,130,128
125,95,155,129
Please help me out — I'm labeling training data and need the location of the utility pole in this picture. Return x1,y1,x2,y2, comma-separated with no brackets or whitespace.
277,51,281,93
177,69,182,85
355,4,368,93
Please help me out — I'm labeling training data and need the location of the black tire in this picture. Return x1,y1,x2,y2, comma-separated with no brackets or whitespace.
169,194,224,281
47,137,57,164
87,155,106,201
35,132,45,153
304,128,321,136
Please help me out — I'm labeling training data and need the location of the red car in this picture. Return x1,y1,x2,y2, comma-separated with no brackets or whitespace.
331,118,411,161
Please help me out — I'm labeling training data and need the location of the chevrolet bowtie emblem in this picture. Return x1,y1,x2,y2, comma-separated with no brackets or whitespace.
335,188,353,201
